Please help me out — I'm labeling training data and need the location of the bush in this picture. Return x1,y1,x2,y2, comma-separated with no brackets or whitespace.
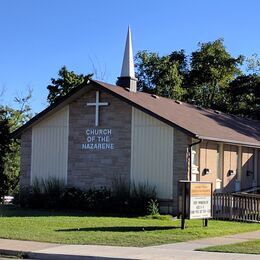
129,182,157,215
60,187,85,209
16,178,65,209
146,199,159,216
16,177,158,215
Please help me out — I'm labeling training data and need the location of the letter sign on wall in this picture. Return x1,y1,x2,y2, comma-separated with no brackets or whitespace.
82,91,114,150
82,128,114,150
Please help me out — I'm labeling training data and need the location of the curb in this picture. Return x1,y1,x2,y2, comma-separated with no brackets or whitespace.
0,248,136,260
29,252,132,260
0,249,29,258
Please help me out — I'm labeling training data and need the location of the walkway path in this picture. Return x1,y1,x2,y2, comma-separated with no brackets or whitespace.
0,230,259,259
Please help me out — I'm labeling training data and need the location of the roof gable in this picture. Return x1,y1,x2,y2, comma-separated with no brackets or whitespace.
12,80,260,148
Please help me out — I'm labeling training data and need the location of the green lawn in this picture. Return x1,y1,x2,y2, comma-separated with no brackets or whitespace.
198,240,260,254
1,205,260,247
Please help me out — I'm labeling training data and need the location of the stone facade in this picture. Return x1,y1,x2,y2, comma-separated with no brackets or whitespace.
172,129,191,214
67,88,132,190
20,128,32,187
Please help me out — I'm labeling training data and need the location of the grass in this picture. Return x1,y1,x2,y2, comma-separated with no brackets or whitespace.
1,205,260,247
198,240,260,254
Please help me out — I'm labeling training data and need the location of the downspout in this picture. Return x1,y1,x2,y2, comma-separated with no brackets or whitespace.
188,139,202,181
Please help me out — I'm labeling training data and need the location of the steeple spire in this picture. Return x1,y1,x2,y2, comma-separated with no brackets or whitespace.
117,26,137,92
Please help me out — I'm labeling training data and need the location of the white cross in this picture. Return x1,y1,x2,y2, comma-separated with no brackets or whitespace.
87,91,108,126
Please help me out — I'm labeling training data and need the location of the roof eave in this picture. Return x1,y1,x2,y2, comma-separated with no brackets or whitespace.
11,82,93,139
197,135,260,148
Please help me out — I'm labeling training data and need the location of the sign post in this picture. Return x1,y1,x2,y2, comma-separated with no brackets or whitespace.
178,181,212,229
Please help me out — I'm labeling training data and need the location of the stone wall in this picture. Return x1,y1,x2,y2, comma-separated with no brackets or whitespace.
172,129,190,214
67,88,132,190
20,128,32,187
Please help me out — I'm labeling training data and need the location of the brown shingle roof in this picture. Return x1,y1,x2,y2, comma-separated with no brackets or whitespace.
93,80,260,147
12,79,260,147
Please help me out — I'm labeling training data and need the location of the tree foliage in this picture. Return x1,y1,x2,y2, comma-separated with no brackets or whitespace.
135,39,260,120
189,39,243,108
135,51,186,100
0,110,11,201
47,66,93,104
246,54,260,74
227,74,260,120
0,90,33,198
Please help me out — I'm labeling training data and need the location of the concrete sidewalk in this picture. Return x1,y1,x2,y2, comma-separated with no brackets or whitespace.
0,230,259,259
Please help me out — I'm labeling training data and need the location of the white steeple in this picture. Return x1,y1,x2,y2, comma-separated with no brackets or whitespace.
120,26,135,78
117,26,137,92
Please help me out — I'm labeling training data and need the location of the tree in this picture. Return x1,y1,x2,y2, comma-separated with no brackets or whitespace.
169,49,189,76
246,54,260,74
135,51,186,100
189,39,243,108
0,110,11,201
0,90,33,198
47,66,93,104
227,74,260,119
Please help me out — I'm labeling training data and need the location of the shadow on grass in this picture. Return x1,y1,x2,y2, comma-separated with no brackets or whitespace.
56,226,179,232
0,205,136,218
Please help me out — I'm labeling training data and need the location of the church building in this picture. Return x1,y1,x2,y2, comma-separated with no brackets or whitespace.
13,28,260,213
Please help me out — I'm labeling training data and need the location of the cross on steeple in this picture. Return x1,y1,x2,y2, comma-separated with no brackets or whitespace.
87,91,108,127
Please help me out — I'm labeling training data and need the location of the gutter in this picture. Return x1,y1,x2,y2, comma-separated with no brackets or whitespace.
196,135,260,149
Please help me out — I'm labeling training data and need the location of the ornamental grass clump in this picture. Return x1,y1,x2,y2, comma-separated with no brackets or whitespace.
16,177,158,215
146,199,160,216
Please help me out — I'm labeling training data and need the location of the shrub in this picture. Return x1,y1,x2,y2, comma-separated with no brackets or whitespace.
84,187,112,211
60,187,85,209
42,178,65,208
110,176,130,213
16,178,64,209
146,199,159,216
16,177,158,215
129,182,157,215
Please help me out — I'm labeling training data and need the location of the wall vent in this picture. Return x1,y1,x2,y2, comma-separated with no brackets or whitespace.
151,94,159,99
214,110,221,114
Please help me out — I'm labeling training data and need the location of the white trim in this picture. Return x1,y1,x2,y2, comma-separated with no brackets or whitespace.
253,149,258,186
237,146,242,182
130,107,134,183
219,143,224,190
30,128,34,185
64,105,69,185
234,146,242,192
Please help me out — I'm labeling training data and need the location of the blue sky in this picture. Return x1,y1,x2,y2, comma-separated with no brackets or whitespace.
1,0,259,112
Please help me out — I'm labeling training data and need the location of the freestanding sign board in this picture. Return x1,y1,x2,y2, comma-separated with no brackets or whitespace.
178,181,213,229
189,182,212,219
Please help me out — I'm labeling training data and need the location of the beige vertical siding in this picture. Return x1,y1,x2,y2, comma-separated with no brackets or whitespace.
223,144,238,192
20,129,32,187
241,147,254,190
199,141,220,191
31,106,69,184
131,108,173,199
